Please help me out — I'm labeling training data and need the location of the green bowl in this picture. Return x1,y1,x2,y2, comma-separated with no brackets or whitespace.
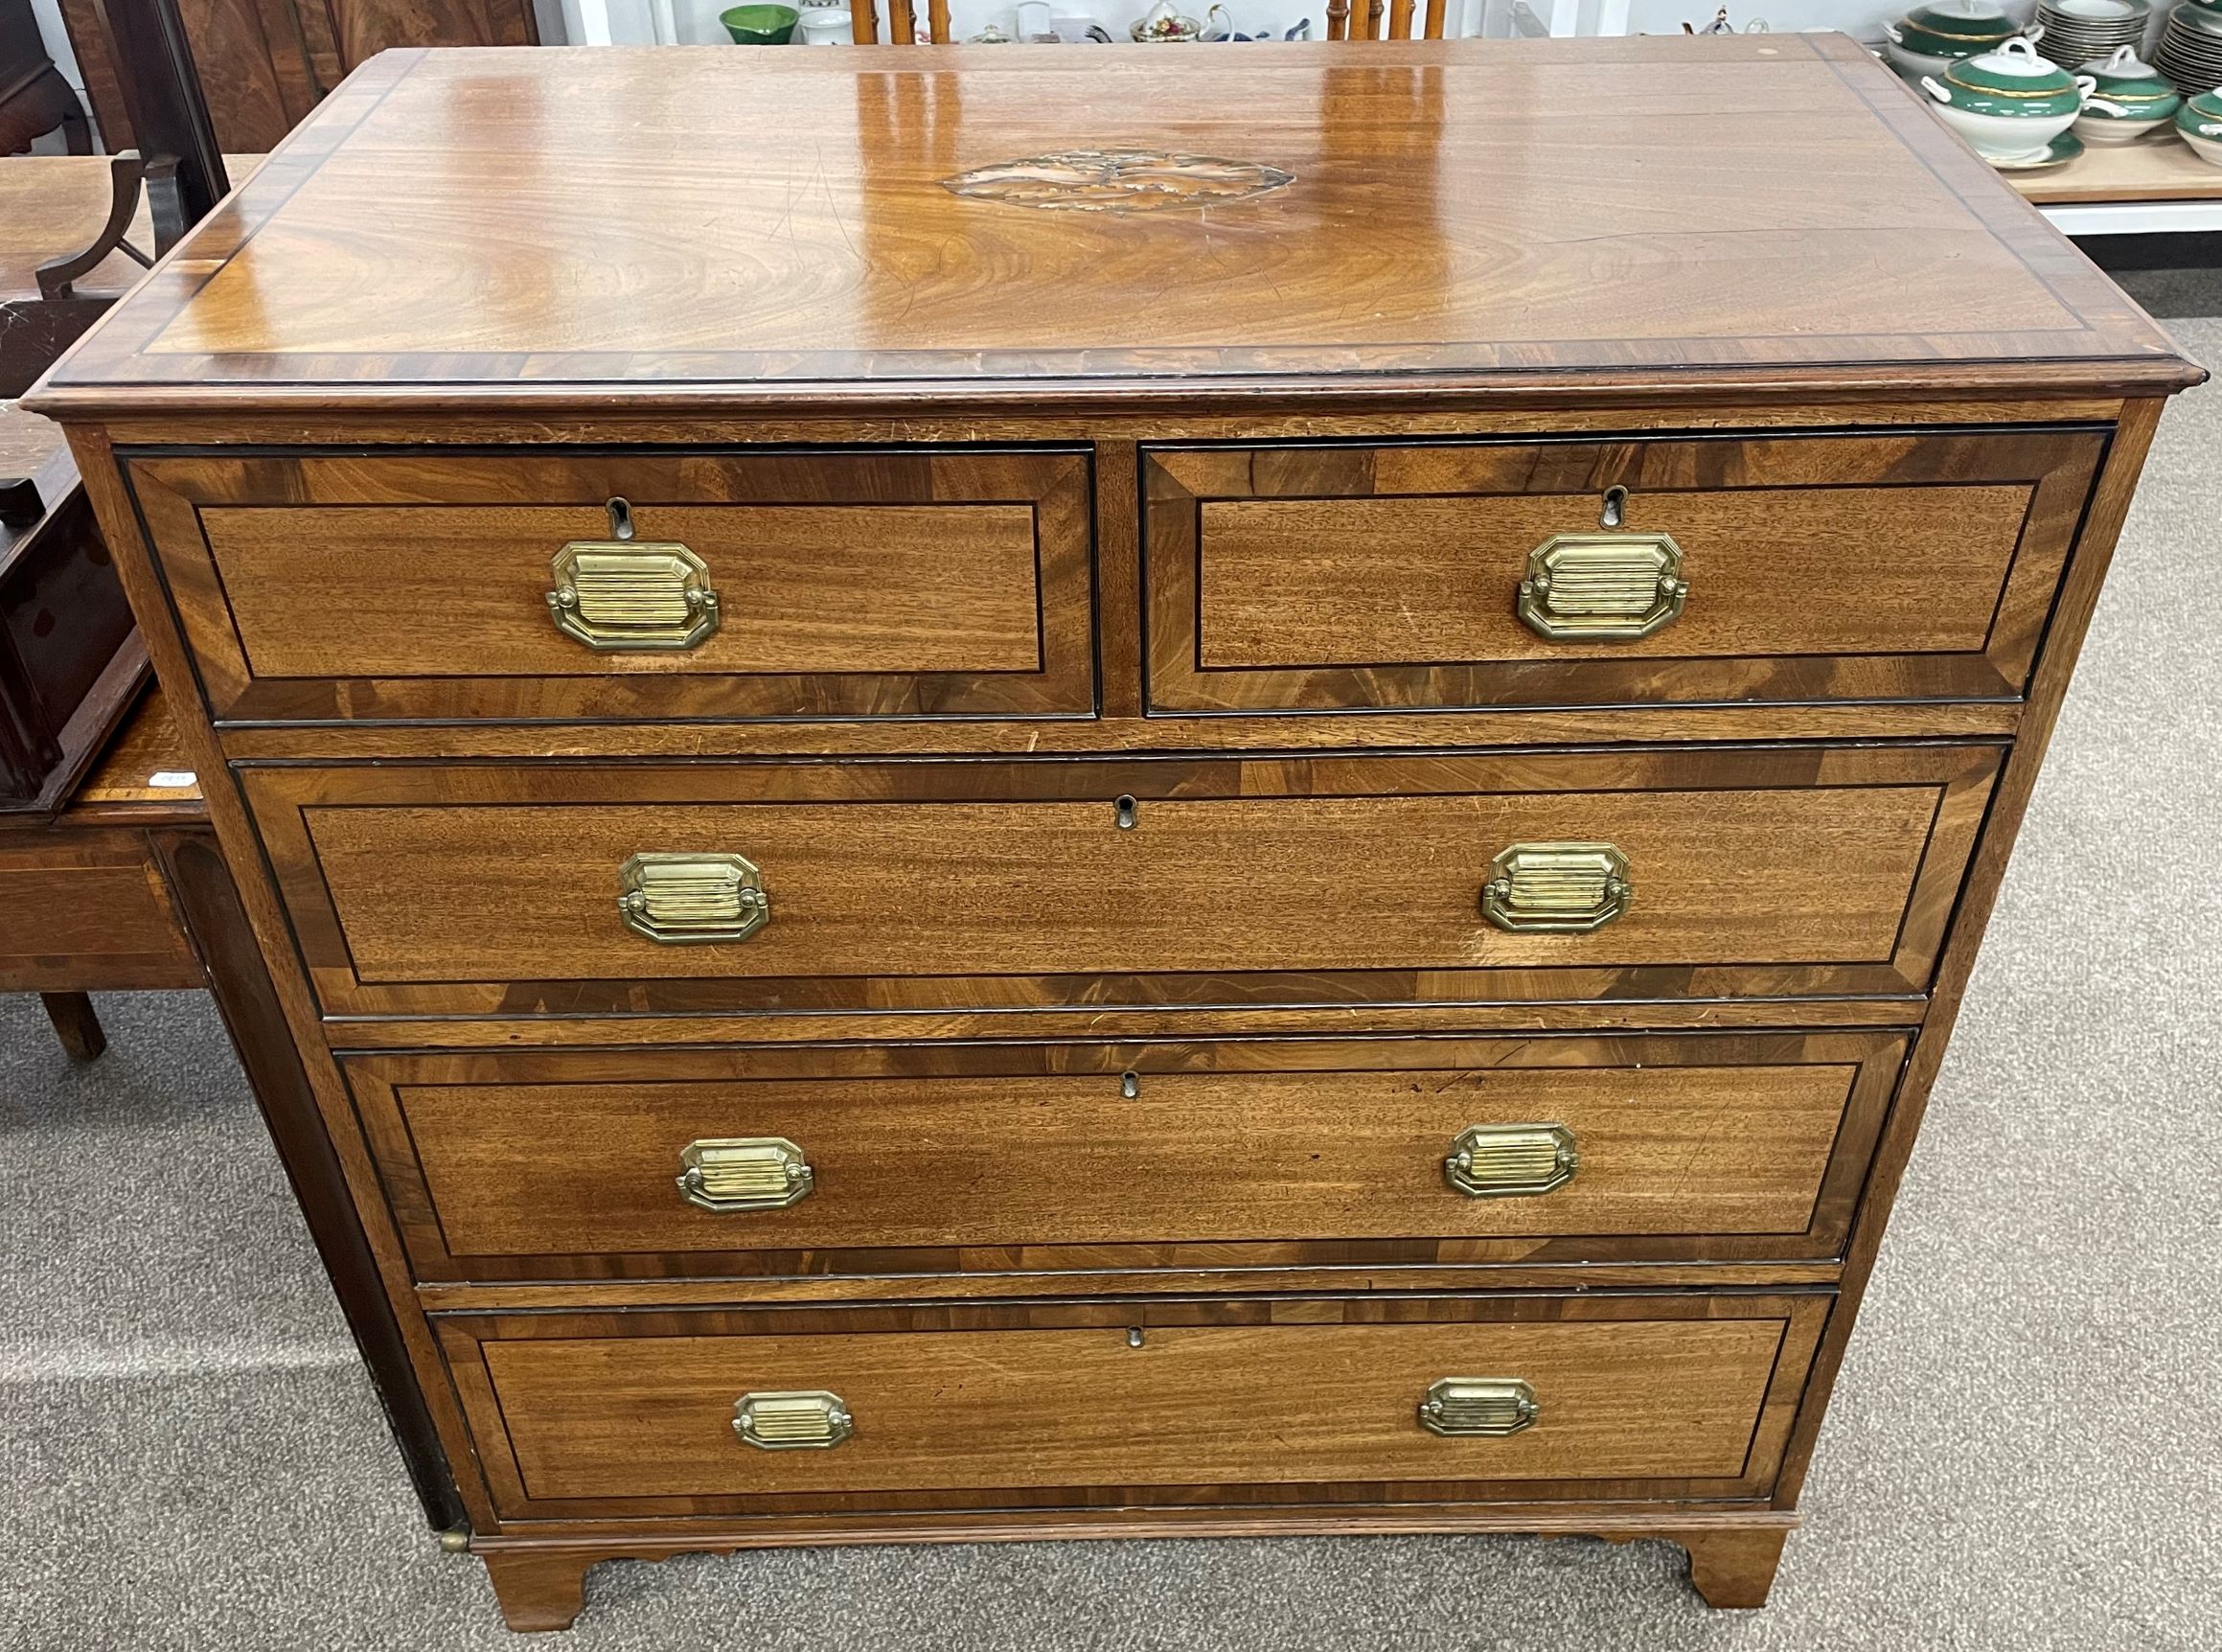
722,4,797,41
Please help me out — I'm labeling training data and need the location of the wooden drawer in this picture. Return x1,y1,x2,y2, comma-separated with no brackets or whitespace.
1144,428,2105,713
248,745,1998,1019
0,829,199,991
122,447,1093,723
438,1293,1829,1518
350,1030,1907,1281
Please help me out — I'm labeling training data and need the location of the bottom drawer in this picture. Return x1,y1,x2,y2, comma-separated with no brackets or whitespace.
439,1294,1829,1520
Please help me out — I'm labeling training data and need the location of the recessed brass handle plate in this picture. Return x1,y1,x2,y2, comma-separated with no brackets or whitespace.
1445,1123,1579,1198
1518,531,1685,640
733,1390,852,1451
547,538,721,652
677,1136,814,1212
1420,1377,1539,1437
1482,842,1631,933
618,852,770,945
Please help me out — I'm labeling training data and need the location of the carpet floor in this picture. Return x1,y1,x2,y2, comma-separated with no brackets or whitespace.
5,315,2221,1651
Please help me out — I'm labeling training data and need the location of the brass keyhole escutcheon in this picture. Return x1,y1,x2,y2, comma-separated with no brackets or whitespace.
1599,485,1628,529
1114,794,1139,830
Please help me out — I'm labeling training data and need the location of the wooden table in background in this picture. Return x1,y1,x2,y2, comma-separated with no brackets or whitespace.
1,145,449,1526
0,684,204,1055
0,674,456,1529
1,154,262,396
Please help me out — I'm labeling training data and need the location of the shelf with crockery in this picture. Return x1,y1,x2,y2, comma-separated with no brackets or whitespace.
2004,126,2222,199
1881,0,2222,230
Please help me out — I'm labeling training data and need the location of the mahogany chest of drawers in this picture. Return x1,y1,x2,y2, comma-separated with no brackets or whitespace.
28,36,2198,1632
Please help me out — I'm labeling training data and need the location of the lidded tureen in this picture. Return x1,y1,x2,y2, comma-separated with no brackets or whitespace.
1923,36,2119,160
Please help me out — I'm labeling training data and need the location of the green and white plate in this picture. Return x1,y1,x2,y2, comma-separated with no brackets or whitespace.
1987,129,2087,169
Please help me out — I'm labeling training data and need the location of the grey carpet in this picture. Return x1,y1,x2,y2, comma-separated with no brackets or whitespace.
8,325,2222,1648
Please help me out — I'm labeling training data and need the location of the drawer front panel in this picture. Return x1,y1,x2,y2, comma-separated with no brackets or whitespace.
248,746,1999,1018
351,1031,1907,1280
1145,428,2105,712
439,1294,1829,1517
124,447,1093,723
0,831,200,991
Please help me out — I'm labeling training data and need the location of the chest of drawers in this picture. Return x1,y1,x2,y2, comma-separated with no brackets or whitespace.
28,36,2199,1633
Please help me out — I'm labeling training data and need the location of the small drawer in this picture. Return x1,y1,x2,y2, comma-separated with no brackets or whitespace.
246,744,1999,1019
0,829,200,991
349,1030,1907,1281
438,1293,1829,1518
123,447,1093,723
1143,427,2105,713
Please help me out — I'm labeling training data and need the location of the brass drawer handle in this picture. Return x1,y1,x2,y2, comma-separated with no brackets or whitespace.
1446,1123,1579,1198
617,851,769,945
677,1136,814,1212
547,497,722,652
733,1389,852,1451
1481,842,1630,933
1517,530,1685,641
1420,1377,1538,1437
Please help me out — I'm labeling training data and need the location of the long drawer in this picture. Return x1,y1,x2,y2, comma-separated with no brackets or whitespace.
436,1293,1830,1519
1145,427,2105,713
123,447,1095,723
350,1030,1907,1281
247,746,1999,1018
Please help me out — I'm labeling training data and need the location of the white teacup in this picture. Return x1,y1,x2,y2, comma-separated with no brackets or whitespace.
795,4,851,41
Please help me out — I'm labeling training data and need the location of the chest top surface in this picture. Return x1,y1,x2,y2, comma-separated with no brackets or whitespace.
30,36,2195,414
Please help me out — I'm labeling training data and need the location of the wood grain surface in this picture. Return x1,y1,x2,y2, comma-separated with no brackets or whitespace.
348,1030,1904,1280
0,827,199,989
126,447,1094,722
1150,427,2103,710
439,1293,1827,1517
21,29,2199,1620
57,0,530,153
2005,131,2222,205
70,685,200,810
25,39,2197,413
242,746,1998,1018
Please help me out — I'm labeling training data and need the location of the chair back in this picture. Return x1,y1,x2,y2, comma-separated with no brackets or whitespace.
850,0,954,41
1331,0,1450,36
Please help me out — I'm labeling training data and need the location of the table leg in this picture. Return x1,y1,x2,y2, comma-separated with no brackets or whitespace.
38,991,106,1061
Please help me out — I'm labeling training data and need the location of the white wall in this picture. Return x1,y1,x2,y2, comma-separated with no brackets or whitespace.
28,0,82,86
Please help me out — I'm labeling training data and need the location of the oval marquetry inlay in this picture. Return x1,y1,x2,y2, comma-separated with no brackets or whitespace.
942,149,1294,213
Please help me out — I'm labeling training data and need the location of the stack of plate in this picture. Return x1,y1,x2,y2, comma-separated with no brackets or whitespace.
2034,0,2152,68
2157,0,2222,93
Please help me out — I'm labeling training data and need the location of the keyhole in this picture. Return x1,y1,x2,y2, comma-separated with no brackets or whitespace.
607,496,636,540
1128,1327,1145,1348
1599,486,1629,530
1114,794,1138,831
1121,1070,1140,1099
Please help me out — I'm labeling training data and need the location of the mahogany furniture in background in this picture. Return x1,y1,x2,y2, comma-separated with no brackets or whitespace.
57,0,537,152
28,38,2199,1632
3,146,452,1519
0,678,464,1528
0,399,140,811
0,683,200,1056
